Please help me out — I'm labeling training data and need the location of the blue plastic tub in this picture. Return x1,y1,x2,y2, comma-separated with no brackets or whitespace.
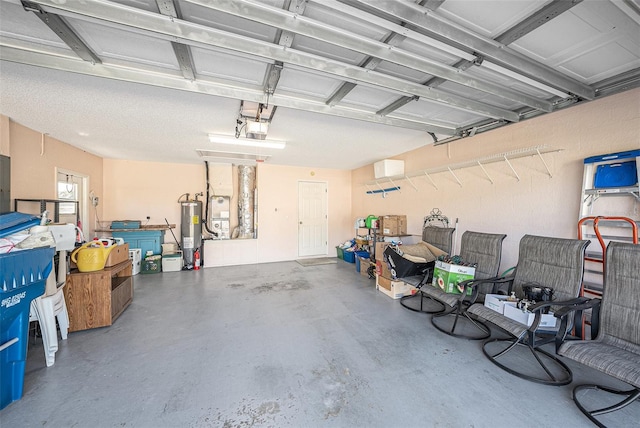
1,246,54,410
343,250,356,263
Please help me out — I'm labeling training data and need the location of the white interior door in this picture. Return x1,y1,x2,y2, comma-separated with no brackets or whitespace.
298,181,328,257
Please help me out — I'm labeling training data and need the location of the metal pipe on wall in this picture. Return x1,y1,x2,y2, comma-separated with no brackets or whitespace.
237,165,255,239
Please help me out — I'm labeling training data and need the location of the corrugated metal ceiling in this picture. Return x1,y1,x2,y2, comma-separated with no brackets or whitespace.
0,0,638,168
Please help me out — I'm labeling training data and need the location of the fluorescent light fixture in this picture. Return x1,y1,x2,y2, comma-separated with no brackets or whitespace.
208,134,286,149
482,61,570,98
196,149,270,162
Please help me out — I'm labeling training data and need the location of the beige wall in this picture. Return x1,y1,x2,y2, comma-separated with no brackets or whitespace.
102,159,205,240
103,159,353,264
4,115,103,234
5,88,638,269
352,88,640,270
257,163,352,262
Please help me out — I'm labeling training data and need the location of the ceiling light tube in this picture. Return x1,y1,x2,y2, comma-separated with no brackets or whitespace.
208,134,286,149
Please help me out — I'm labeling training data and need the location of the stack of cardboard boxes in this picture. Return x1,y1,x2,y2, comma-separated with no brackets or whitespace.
373,241,417,299
377,215,407,236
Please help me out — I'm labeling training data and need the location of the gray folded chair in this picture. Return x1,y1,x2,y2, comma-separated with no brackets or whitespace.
429,231,506,339
557,241,640,426
466,234,589,385
399,226,455,313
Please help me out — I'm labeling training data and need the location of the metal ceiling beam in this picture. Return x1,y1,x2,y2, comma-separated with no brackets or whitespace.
0,45,456,135
326,31,406,106
20,0,101,64
155,0,195,81
326,82,357,107
321,0,475,61
354,0,595,100
262,0,307,95
263,61,283,95
377,59,473,116
189,0,550,112
379,0,582,126
495,0,583,45
376,95,418,116
593,67,640,98
24,0,519,122
423,0,445,11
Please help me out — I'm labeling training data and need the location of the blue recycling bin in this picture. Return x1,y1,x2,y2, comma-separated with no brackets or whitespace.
0,243,54,409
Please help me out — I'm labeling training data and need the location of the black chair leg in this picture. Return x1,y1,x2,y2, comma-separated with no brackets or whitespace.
431,304,491,340
573,385,640,428
399,291,445,314
482,337,573,386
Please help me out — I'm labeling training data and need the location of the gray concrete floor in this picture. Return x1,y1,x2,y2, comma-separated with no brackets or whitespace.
2,260,638,427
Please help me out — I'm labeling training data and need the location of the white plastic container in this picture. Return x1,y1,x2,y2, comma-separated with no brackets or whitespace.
129,248,142,275
374,159,404,178
162,251,183,272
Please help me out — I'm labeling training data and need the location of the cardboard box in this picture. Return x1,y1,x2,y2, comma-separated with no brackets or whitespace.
375,242,391,260
104,243,129,267
484,294,510,314
376,274,417,299
376,258,392,278
161,243,178,255
503,304,558,330
378,215,407,236
432,260,476,295
359,258,373,277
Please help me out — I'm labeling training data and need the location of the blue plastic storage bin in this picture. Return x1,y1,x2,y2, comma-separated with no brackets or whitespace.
1,246,54,410
343,250,356,263
594,161,638,188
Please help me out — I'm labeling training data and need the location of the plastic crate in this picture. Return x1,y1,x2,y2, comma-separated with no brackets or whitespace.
594,160,638,188
336,246,344,260
141,257,162,274
1,246,54,410
0,213,41,238
343,250,356,263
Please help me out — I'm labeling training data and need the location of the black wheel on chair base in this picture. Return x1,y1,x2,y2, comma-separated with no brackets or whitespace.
482,337,572,386
399,291,445,314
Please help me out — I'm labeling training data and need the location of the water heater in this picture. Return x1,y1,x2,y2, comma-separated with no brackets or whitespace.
181,199,202,268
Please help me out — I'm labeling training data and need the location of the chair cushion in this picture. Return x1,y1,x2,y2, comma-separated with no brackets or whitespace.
421,286,460,307
558,335,640,388
467,303,528,338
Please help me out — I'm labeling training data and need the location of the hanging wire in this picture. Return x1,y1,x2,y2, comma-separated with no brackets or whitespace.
65,174,74,193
